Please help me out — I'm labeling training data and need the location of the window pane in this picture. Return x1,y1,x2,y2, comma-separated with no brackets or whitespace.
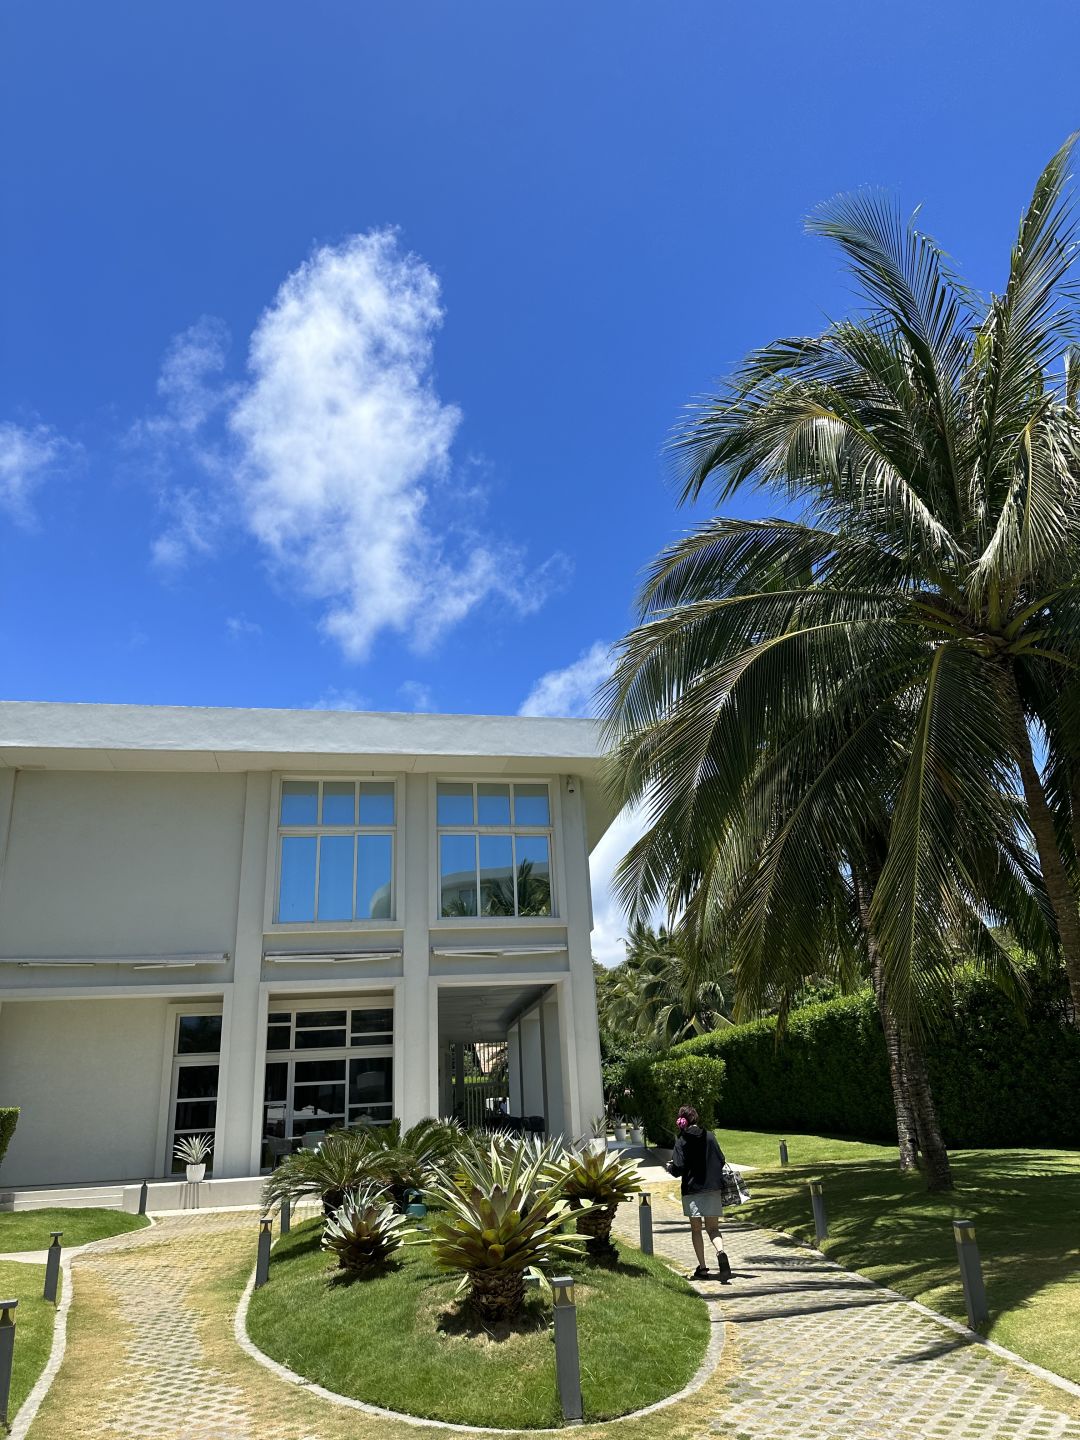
357,834,393,919
176,1064,219,1099
359,782,395,826
294,1027,347,1049
291,1084,345,1119
294,1058,346,1084
174,1100,216,1130
479,834,515,915
264,1062,288,1102
351,1008,393,1044
317,834,355,921
296,1011,347,1028
437,782,474,826
292,1114,341,1138
477,783,511,826
440,833,477,916
349,1056,393,1107
177,1015,222,1054
350,1104,393,1125
515,835,552,916
514,784,550,827
266,1023,291,1051
280,780,318,826
278,836,317,922
321,781,356,826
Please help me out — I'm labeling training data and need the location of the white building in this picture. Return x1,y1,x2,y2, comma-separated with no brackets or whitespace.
0,702,616,1189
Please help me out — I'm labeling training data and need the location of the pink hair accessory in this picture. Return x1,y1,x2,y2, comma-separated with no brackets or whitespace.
676,1115,689,1129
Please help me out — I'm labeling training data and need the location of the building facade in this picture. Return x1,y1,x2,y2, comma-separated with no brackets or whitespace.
0,703,615,1188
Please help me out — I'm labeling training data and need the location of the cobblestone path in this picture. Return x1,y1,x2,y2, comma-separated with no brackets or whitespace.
614,1196,1080,1440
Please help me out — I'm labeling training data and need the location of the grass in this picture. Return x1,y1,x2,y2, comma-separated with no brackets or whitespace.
714,1126,897,1171
247,1219,710,1428
734,1136,1080,1384
0,1260,58,1423
0,1208,149,1253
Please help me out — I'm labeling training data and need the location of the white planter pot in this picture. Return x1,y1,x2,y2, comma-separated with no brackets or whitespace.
186,1163,206,1183
631,1127,645,1145
613,1124,627,1142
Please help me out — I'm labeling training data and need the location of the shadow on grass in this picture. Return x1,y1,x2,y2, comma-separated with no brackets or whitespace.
435,1296,550,1344
326,1256,404,1289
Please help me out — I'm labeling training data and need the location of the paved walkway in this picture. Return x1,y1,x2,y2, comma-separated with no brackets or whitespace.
19,1200,1080,1439
614,1197,1080,1440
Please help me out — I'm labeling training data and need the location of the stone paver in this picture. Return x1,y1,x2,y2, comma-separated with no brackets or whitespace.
615,1196,1080,1440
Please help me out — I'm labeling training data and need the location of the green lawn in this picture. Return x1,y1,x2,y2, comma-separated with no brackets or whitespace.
716,1126,897,1171
0,1208,149,1254
0,1261,57,1423
735,1137,1080,1384
247,1219,709,1428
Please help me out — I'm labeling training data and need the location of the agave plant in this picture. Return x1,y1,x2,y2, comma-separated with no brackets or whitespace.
174,1133,213,1166
560,1144,642,1254
427,1135,587,1322
321,1182,414,1273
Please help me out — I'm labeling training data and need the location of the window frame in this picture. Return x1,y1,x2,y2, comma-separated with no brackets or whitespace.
265,774,401,934
163,1004,224,1177
431,777,560,923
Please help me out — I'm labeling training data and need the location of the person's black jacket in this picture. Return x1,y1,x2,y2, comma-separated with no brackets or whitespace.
668,1125,726,1195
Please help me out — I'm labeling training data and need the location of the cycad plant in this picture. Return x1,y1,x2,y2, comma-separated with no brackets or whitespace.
559,1144,642,1255
350,1117,462,1208
427,1135,586,1322
605,138,1080,1190
321,1182,415,1274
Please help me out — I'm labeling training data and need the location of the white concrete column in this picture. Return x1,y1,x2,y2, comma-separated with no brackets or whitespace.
453,1041,467,1121
559,778,605,1126
401,773,433,1123
541,995,569,1139
216,772,271,1177
507,1024,522,1115
0,769,17,917
520,1012,544,1118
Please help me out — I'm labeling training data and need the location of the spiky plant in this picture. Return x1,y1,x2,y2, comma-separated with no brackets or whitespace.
350,1117,463,1208
262,1129,367,1216
321,1183,414,1273
428,1135,586,1322
560,1145,642,1253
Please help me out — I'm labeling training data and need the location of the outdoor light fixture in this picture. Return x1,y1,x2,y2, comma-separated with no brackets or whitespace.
551,1276,575,1307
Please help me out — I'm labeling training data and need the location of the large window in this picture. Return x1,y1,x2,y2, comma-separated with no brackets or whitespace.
261,1002,394,1168
168,1012,221,1175
276,779,395,924
437,781,553,918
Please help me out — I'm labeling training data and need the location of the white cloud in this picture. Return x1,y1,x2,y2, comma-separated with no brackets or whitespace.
0,421,75,519
225,614,262,641
305,687,371,712
518,640,613,718
589,806,652,968
145,231,566,657
398,680,436,712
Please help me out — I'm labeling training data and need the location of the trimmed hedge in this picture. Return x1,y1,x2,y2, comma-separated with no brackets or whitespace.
0,1108,18,1173
670,966,1080,1149
624,1054,726,1148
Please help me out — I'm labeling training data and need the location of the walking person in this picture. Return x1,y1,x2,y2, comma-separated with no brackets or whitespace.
667,1105,732,1281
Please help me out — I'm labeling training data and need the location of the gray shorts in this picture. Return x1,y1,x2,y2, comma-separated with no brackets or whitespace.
682,1191,724,1219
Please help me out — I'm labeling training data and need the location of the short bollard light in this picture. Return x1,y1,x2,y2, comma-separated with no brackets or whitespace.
137,1180,149,1216
0,1298,18,1432
43,1232,62,1306
551,1276,584,1423
779,1139,789,1166
953,1219,989,1329
279,1198,291,1236
809,1182,828,1244
255,1217,273,1289
638,1192,654,1256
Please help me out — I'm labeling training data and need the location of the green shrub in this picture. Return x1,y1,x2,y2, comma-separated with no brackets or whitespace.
670,965,1080,1149
0,1109,18,1173
624,1054,726,1147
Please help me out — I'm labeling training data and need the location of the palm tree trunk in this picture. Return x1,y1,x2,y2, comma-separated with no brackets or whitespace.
1009,674,1080,1021
898,1033,952,1191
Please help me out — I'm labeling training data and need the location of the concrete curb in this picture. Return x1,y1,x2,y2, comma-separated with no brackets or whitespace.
234,1241,726,1433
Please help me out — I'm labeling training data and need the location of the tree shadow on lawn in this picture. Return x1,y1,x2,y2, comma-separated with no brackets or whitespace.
434,1297,550,1345
326,1256,405,1289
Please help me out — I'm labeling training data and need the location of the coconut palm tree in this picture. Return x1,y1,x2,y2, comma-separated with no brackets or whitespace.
604,139,1080,1189
604,922,733,1046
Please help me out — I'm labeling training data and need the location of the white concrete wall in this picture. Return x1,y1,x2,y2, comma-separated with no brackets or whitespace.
0,997,169,1186
0,771,245,959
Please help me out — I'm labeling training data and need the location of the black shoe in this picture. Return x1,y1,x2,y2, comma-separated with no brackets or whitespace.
691,1264,710,1279
716,1252,732,1282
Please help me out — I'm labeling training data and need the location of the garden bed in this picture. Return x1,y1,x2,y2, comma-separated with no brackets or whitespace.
0,1260,57,1423
0,1207,149,1253
246,1219,710,1428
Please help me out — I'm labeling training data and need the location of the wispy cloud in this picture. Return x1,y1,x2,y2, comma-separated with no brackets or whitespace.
225,614,262,641
398,680,436,712
518,640,613,718
141,231,568,657
0,421,78,520
304,687,371,712
589,805,650,968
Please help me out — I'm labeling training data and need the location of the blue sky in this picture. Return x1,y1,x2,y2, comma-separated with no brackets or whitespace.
3,1,1079,958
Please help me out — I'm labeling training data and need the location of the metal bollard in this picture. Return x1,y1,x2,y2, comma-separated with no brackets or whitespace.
809,1182,828,1243
279,1198,291,1236
254,1216,272,1289
953,1219,989,1329
638,1193,653,1256
43,1232,62,1305
0,1298,17,1431
779,1139,789,1166
137,1180,149,1216
551,1276,584,1423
